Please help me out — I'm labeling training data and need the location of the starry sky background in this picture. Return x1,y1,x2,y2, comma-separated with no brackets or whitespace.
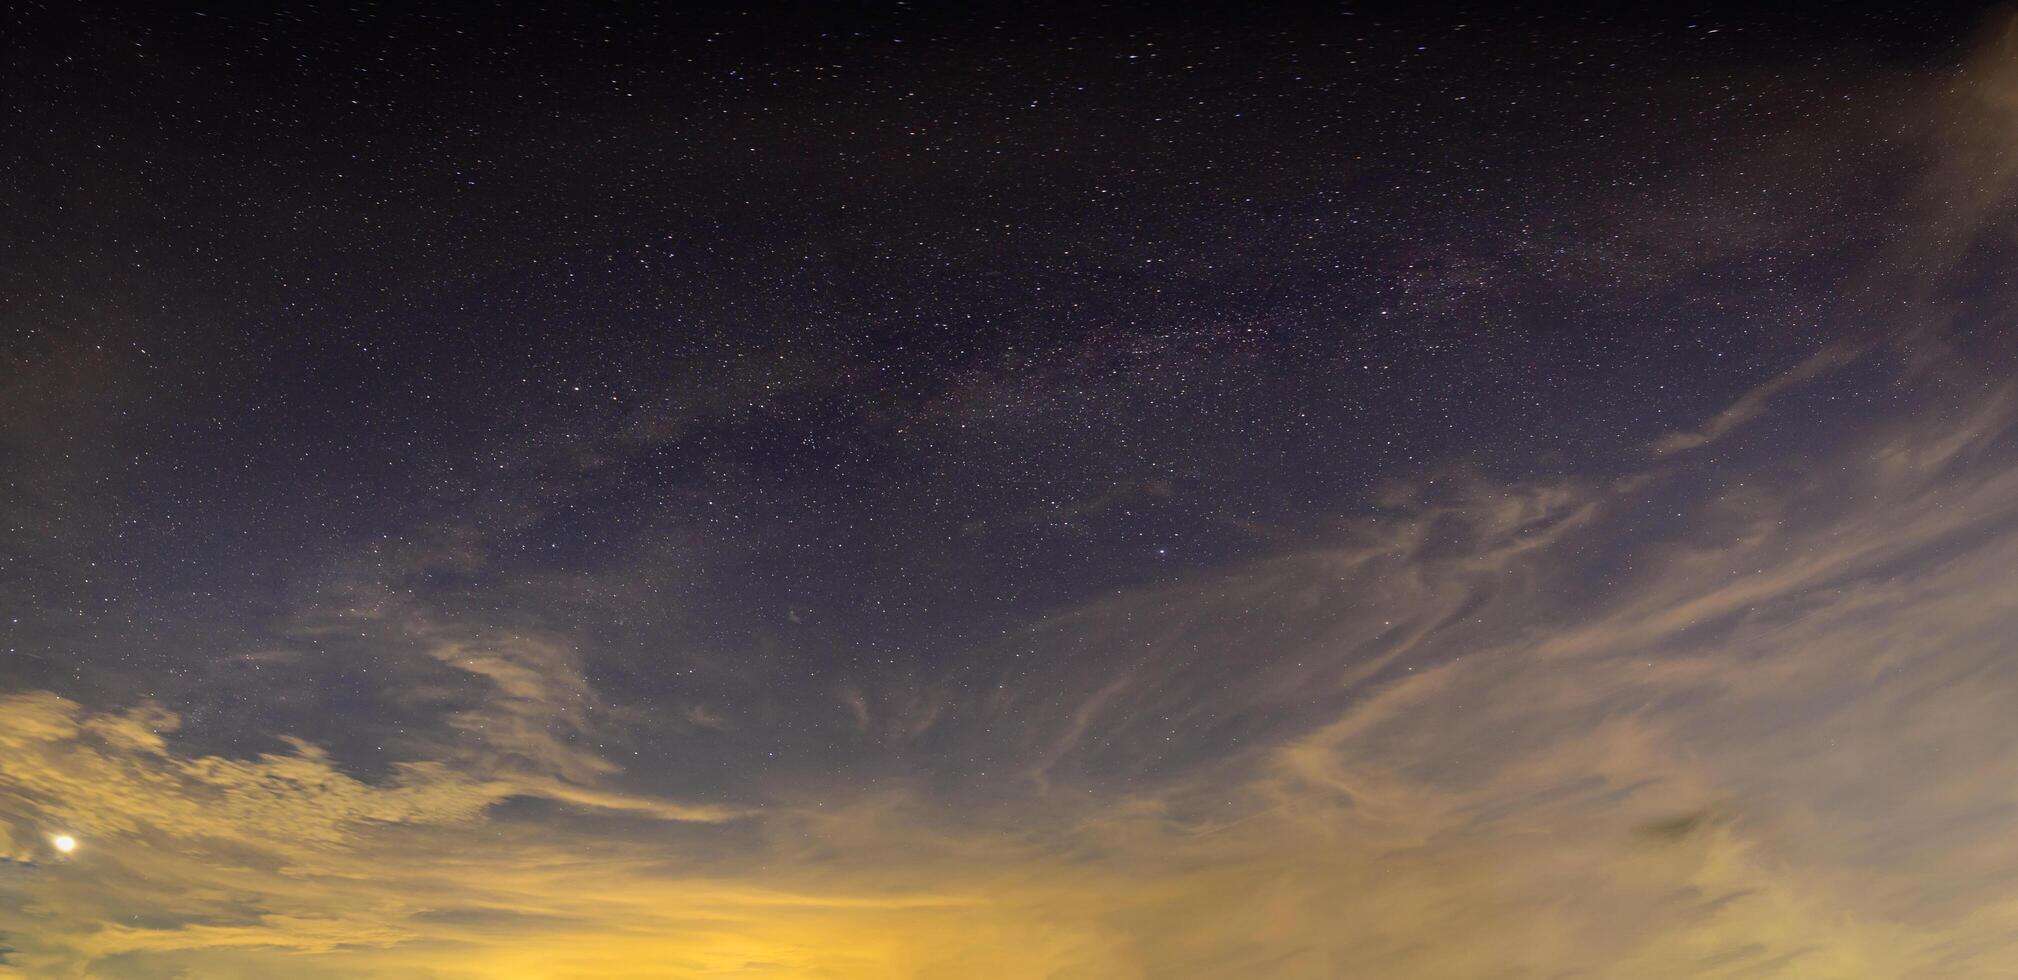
6,2,2018,977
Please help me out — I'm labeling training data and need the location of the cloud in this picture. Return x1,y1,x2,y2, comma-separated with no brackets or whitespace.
7,362,2018,976
0,690,751,976
1650,341,1868,456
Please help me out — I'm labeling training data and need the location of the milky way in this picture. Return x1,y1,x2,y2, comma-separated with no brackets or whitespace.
5,4,2018,977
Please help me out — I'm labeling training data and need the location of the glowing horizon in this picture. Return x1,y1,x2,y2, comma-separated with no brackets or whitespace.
7,5,2018,977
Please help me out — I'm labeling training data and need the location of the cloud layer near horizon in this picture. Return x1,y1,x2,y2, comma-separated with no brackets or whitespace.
5,359,2018,977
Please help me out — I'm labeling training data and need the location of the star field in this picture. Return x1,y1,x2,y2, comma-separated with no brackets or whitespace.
5,3,2018,977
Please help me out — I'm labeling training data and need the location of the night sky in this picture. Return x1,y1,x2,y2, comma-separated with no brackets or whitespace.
6,3,2018,977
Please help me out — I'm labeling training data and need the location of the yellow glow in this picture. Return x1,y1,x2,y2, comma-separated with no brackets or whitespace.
51,834,76,854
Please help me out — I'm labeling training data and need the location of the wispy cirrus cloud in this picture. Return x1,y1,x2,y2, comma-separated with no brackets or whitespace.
6,359,2016,977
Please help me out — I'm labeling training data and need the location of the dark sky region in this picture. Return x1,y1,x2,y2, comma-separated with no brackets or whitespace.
5,2,2018,976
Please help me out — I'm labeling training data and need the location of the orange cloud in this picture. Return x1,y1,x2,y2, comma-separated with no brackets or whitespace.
6,369,2018,977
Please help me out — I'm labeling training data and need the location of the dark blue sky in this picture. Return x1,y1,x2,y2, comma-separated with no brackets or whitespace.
5,4,2018,976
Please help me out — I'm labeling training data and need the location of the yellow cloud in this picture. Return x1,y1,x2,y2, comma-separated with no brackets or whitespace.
9,370,2018,978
